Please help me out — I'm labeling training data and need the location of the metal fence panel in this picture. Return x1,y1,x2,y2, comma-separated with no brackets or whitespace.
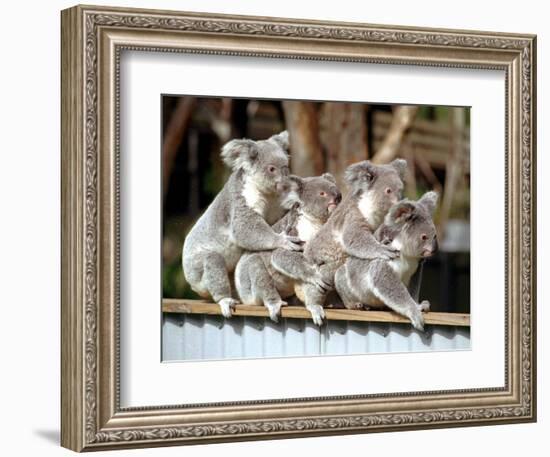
162,313,471,362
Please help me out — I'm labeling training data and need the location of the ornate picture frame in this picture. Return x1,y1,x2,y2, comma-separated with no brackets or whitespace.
61,4,536,452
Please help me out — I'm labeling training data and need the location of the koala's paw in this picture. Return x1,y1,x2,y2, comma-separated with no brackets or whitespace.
280,234,304,252
265,300,287,323
310,271,333,293
218,298,239,318
381,245,400,260
409,309,425,332
350,302,364,310
418,300,431,313
307,304,326,326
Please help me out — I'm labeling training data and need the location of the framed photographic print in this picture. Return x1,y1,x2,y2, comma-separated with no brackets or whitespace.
61,4,537,452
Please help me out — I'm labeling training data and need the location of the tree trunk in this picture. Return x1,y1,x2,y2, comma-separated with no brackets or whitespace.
402,137,417,198
372,105,418,164
415,151,443,193
282,101,324,177
319,103,368,187
162,97,195,198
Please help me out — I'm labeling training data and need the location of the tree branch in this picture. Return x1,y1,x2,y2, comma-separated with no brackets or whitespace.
372,105,418,164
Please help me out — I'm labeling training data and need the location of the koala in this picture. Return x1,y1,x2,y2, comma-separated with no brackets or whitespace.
182,131,303,318
272,159,407,325
235,173,341,322
334,191,439,331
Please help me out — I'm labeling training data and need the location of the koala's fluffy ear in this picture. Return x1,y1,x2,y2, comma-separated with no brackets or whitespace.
220,139,258,171
288,175,305,195
321,172,336,184
390,158,408,180
344,161,376,188
269,130,290,152
389,200,416,224
418,191,439,215
280,175,303,209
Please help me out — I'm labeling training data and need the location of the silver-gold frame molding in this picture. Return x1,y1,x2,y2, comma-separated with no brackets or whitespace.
61,4,537,452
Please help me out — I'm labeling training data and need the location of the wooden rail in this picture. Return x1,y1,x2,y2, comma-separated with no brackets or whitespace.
163,299,470,327
372,111,470,170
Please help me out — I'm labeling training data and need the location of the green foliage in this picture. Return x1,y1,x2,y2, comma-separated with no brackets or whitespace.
434,106,450,121
163,258,200,299
162,217,200,299
202,166,224,199
203,148,226,199
416,106,432,120
414,105,469,126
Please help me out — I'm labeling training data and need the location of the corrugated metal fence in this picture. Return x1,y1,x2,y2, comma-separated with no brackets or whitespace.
162,313,470,362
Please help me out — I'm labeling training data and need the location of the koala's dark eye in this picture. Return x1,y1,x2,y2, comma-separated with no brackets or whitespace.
421,234,428,241
385,188,392,195
268,166,276,173
319,191,326,197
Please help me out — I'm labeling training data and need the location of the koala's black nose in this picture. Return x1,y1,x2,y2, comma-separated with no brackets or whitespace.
276,180,290,193
334,192,342,204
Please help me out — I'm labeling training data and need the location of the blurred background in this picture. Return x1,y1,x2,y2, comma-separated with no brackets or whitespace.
162,96,470,314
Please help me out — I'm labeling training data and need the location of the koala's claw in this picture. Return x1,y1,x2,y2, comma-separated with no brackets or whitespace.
418,300,431,313
282,234,304,252
383,245,400,260
219,298,239,318
265,300,287,322
409,310,425,332
311,272,333,293
314,282,331,294
348,302,364,310
307,304,326,326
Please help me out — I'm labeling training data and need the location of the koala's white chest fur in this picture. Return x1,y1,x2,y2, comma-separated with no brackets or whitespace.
357,192,384,229
296,214,323,243
388,256,418,287
242,178,268,214
386,241,419,287
241,177,282,224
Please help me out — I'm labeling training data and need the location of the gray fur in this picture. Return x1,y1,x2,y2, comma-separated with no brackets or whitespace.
334,191,439,331
235,174,341,322
407,258,425,302
273,160,407,325
182,131,302,318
